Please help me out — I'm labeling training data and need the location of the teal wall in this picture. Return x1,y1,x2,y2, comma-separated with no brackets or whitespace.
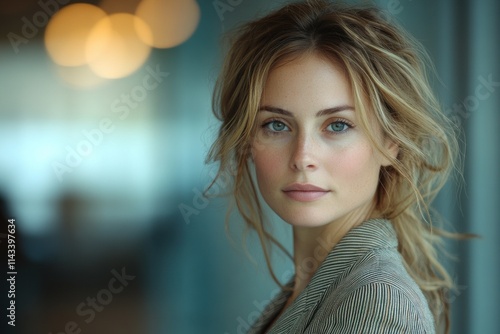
0,1,498,333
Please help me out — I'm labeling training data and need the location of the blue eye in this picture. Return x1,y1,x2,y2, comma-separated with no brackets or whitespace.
264,120,289,132
327,121,350,133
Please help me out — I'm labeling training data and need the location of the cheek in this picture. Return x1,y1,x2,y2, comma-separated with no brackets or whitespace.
253,147,284,182
252,141,289,197
327,143,380,190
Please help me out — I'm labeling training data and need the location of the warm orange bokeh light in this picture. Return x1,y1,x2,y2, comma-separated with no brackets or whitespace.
57,65,106,89
99,0,142,14
86,13,153,79
45,4,107,67
135,0,200,48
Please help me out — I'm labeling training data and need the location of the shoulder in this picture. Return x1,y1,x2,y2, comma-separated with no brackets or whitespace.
310,248,436,333
325,281,435,333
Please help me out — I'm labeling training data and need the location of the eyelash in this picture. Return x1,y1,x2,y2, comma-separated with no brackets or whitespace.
261,118,355,136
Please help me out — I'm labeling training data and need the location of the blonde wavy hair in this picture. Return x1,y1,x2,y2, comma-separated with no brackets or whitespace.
206,1,463,332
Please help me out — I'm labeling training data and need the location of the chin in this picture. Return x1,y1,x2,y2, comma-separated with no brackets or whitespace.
285,220,330,228
277,209,336,228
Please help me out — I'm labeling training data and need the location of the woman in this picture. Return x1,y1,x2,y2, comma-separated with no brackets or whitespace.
206,1,461,333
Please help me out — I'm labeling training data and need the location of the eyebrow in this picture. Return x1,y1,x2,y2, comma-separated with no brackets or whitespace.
258,105,354,117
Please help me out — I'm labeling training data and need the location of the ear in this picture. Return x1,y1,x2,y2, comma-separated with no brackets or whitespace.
380,137,399,167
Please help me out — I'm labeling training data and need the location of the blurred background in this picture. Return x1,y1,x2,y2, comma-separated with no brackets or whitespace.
0,0,498,333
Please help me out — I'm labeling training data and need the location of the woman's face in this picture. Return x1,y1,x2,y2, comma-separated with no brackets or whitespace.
251,53,396,228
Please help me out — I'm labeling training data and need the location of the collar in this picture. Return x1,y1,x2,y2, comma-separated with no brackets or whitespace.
255,218,398,333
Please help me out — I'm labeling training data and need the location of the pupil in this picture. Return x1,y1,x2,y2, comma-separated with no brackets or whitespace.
332,123,343,131
273,122,284,131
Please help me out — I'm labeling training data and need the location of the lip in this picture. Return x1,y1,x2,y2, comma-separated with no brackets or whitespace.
282,183,328,192
282,183,330,202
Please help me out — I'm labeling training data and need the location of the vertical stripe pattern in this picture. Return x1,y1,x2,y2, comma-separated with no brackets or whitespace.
247,218,436,334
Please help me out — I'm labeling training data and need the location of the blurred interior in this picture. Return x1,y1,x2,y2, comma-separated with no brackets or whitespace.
0,0,499,333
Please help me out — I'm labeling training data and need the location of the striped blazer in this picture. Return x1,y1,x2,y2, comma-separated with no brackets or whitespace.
248,218,436,333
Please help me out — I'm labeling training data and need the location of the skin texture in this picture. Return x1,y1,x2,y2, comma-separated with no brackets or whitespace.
251,52,399,306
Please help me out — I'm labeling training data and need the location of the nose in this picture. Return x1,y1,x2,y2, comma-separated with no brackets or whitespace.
289,132,318,171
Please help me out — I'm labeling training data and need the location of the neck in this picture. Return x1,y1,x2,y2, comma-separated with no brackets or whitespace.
290,200,380,298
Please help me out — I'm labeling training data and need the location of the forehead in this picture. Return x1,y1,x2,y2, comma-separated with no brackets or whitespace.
260,53,353,113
